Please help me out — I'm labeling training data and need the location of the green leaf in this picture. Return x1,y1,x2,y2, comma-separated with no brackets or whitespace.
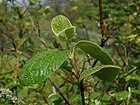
19,50,70,86
51,15,72,36
75,40,113,65
101,94,110,101
116,91,129,101
80,65,121,81
128,3,137,11
51,15,76,41
59,26,76,41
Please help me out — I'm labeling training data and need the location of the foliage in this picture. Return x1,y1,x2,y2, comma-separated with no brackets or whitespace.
0,0,140,105
80,65,121,81
75,40,113,65
19,50,70,86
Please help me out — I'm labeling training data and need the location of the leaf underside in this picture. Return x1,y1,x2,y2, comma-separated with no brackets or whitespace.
80,65,121,81
75,40,113,65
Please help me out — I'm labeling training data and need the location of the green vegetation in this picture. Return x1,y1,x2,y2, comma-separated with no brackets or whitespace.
0,0,140,105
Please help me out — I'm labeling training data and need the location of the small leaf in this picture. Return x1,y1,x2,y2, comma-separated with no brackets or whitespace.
51,15,72,36
101,94,110,101
19,50,70,86
128,3,137,11
80,65,121,81
75,40,113,65
116,91,129,101
59,26,76,41
51,15,76,41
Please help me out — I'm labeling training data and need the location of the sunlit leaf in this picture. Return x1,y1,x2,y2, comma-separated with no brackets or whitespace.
51,15,76,41
19,50,70,86
75,40,113,65
59,26,76,41
80,65,121,81
51,15,72,36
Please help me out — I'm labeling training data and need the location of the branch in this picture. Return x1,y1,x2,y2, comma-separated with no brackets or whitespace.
115,46,126,66
69,47,80,81
91,0,106,67
118,66,140,83
80,79,85,105
69,47,86,105
48,78,71,105
99,0,106,47
92,59,99,68
124,66,140,77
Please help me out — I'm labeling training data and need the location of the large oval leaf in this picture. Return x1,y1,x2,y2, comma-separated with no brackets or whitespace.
19,50,70,86
80,65,121,81
75,40,113,65
51,15,72,36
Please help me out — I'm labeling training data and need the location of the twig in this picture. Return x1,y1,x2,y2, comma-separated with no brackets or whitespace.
118,66,140,83
69,47,80,81
47,78,71,105
80,79,85,105
69,47,85,105
92,59,99,68
115,46,126,66
99,0,106,47
62,69,75,84
56,71,74,84
86,54,91,66
124,66,140,77
39,90,49,105
91,0,106,67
